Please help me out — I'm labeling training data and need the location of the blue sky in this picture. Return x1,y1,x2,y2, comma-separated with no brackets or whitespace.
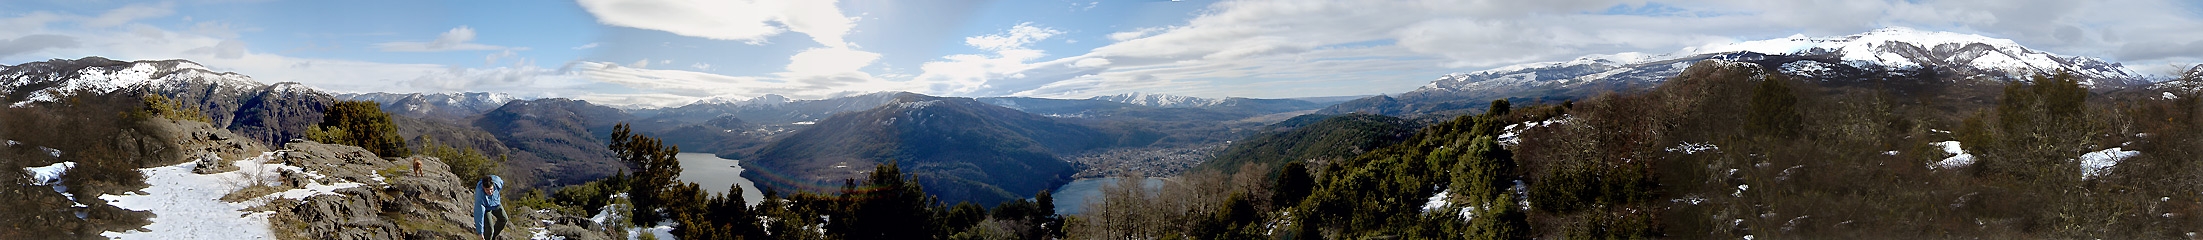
4,0,2202,108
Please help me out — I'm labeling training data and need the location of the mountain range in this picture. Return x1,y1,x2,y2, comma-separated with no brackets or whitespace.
1324,27,2165,116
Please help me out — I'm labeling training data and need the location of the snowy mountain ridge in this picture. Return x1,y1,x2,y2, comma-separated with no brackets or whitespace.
334,91,523,118
689,94,793,107
1087,92,1228,108
1417,27,2154,98
2,58,265,107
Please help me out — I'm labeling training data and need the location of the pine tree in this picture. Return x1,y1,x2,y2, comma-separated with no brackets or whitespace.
1273,161,1315,209
610,123,683,225
1747,74,1801,138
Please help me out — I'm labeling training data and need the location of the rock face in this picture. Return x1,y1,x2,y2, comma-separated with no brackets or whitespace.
159,119,269,173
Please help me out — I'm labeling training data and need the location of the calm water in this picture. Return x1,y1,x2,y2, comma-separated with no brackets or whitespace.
675,152,764,206
1049,177,1165,215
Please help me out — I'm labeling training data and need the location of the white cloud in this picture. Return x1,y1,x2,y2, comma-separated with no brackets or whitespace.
0,12,66,35
691,62,711,71
1106,27,1163,42
485,49,520,65
913,23,1068,95
374,26,516,52
965,23,1062,51
572,42,599,50
0,34,81,58
575,0,859,48
576,61,922,106
84,2,174,28
784,47,880,75
1070,57,1111,68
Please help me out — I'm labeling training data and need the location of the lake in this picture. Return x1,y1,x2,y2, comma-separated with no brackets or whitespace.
674,152,764,206
1048,177,1165,215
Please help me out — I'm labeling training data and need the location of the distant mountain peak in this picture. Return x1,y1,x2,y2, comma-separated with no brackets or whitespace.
1088,92,1226,108
692,94,793,106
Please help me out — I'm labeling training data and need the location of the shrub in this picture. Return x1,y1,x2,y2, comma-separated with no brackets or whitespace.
314,100,408,157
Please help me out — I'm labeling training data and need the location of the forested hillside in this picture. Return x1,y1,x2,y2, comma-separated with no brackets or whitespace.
1068,61,2203,239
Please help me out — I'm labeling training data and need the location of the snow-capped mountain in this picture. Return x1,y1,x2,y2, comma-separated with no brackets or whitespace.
688,94,793,107
2,57,338,146
2,57,265,108
1088,92,1227,108
334,92,521,119
1414,27,2154,101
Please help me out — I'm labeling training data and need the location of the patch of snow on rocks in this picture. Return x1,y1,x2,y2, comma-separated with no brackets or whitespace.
2079,148,2140,179
1499,116,1567,146
24,161,76,186
1666,142,1719,154
1421,189,1451,213
1929,141,1975,169
1780,61,1837,77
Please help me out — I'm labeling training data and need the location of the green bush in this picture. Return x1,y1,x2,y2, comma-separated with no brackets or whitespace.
314,100,409,157
423,138,500,184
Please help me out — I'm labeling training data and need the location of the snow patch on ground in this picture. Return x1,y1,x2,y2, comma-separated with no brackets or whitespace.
1780,61,1837,77
98,151,365,239
628,224,676,240
1499,116,1568,146
1666,142,1719,154
1421,189,1451,213
2079,148,2140,179
24,161,76,186
1929,141,1975,169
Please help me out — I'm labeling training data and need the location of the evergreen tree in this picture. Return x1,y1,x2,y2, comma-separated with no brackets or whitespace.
609,123,683,225
1273,161,1315,209
1489,99,1512,117
841,162,936,240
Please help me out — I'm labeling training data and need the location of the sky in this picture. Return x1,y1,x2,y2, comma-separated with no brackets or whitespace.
3,0,2201,108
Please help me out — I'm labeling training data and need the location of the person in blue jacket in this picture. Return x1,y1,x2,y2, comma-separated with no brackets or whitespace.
474,175,506,239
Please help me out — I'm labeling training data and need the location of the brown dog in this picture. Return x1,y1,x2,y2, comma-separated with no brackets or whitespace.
412,157,424,177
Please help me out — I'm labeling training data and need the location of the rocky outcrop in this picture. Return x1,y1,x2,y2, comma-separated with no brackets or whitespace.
257,141,609,240
261,142,472,239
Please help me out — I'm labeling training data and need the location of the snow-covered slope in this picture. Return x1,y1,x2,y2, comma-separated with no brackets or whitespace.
2148,65,2203,93
98,151,362,239
1413,27,2154,101
1088,92,1227,108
